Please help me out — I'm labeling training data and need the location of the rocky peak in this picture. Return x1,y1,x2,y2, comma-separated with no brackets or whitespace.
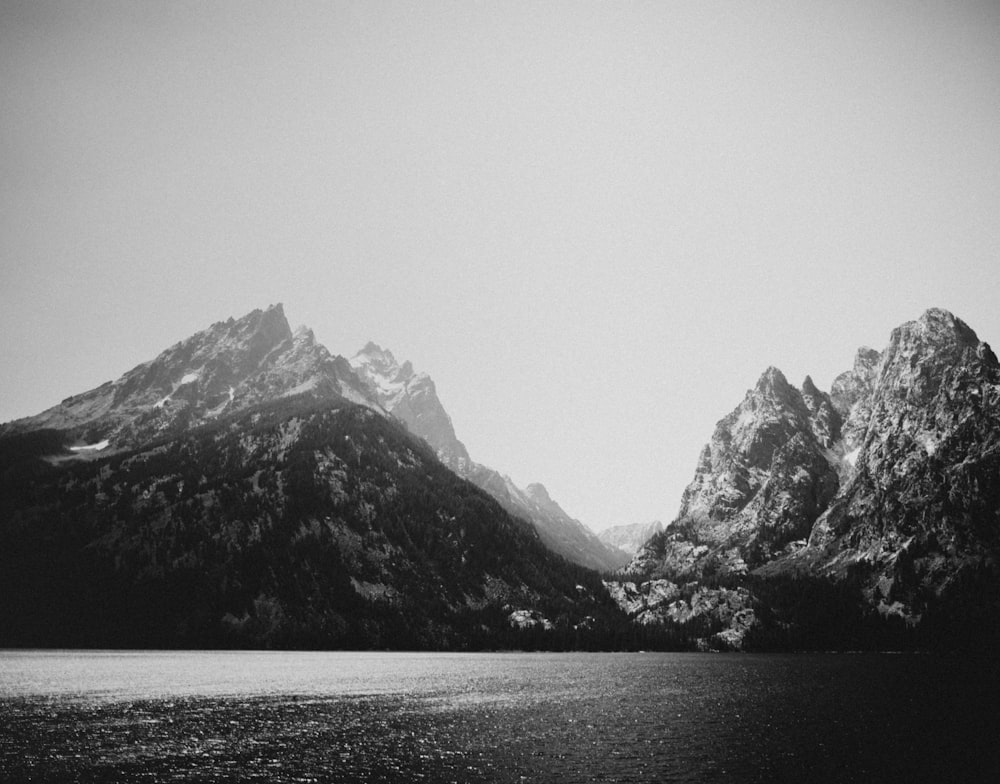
631,365,840,579
797,310,1000,624
349,344,471,468
526,483,553,504
854,346,882,375
754,366,794,398
353,341,404,377
244,301,291,343
875,308,989,406
800,375,842,448
5,304,371,449
829,346,882,449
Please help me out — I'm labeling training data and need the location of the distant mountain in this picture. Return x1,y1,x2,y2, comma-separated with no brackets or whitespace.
0,306,627,649
349,343,630,572
597,520,663,556
615,309,1000,650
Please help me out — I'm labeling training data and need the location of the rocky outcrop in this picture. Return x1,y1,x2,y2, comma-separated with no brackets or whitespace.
604,579,757,650
629,366,840,580
349,342,471,471
630,308,1000,646
829,346,881,449
794,309,1000,621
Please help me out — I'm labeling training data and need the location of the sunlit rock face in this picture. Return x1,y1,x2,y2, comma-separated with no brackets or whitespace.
349,342,471,471
830,346,881,450
350,344,630,572
0,304,372,450
625,308,1000,638
603,579,757,650
801,309,1000,621
628,366,840,581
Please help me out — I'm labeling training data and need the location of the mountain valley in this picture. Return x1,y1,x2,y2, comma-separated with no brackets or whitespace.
2,305,998,651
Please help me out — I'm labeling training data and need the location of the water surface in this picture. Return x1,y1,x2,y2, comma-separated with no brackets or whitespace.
2,650,997,782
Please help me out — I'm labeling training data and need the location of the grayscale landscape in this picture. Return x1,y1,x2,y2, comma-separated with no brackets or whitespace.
2,1,998,782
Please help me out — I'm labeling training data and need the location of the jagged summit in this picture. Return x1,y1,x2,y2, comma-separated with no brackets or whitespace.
625,307,1000,643
349,343,469,468
0,307,623,651
354,341,399,369
629,357,840,580
876,308,993,405
754,366,790,392
2,304,371,450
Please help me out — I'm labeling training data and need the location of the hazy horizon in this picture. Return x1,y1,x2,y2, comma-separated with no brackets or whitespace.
3,1,998,531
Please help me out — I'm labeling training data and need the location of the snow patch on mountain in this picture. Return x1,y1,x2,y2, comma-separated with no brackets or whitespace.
69,439,110,452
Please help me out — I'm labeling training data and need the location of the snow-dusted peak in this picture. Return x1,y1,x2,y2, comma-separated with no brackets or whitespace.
352,341,398,371
350,343,471,468
3,304,376,449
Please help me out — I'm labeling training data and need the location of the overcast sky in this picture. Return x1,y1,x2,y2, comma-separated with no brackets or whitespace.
2,1,998,531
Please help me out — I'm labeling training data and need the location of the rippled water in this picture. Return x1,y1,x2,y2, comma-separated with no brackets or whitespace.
2,650,997,782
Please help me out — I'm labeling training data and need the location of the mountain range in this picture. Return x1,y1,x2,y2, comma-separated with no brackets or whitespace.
612,308,1000,649
2,305,998,651
0,305,629,649
597,520,664,556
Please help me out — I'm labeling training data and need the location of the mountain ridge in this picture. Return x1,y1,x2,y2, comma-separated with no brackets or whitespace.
348,342,630,572
0,307,635,650
615,307,1000,649
4,303,998,651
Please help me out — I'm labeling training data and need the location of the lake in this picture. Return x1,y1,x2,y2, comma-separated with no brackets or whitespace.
1,650,997,782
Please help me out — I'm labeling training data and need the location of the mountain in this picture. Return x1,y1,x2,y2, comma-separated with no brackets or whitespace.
0,305,373,451
0,306,629,650
598,520,664,556
7,304,996,652
626,365,842,582
349,342,471,471
349,343,630,572
617,308,1000,650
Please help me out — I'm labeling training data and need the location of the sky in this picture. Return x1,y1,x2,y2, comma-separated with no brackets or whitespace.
2,1,998,531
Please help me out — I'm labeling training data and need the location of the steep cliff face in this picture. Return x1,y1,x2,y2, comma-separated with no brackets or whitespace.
619,308,1000,648
797,309,1000,622
349,343,629,572
349,342,471,471
829,346,881,449
628,367,841,581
